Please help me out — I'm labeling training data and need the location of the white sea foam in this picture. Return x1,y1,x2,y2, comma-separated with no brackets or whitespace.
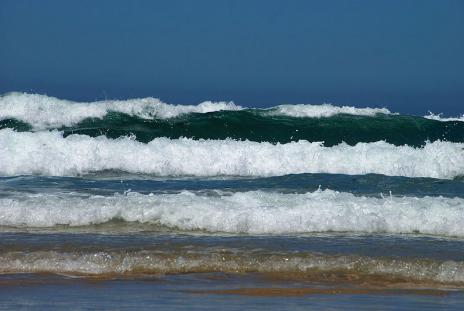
0,129,463,178
0,189,463,237
267,103,391,118
0,92,241,129
0,93,396,129
425,112,464,122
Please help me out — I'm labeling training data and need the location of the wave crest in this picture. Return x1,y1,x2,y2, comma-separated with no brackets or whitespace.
267,103,391,118
1,248,463,285
1,129,463,178
0,93,395,130
1,189,463,236
424,112,464,122
0,92,241,129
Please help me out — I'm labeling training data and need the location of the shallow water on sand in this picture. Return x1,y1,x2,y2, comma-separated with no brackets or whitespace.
1,273,464,311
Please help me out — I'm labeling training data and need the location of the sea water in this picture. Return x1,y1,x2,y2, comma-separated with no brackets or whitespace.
1,92,464,309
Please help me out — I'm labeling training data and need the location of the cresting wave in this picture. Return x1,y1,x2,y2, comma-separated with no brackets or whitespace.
0,92,241,129
1,129,463,178
265,103,391,118
6,110,464,147
4,93,464,147
425,112,464,122
1,248,463,285
0,92,391,129
1,189,463,236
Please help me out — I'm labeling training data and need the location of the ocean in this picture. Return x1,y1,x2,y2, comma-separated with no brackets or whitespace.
1,92,464,309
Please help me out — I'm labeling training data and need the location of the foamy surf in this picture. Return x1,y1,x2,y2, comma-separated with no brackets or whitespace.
1,189,463,236
0,92,241,129
424,112,464,122
0,248,463,285
267,103,391,118
0,93,393,130
1,129,463,179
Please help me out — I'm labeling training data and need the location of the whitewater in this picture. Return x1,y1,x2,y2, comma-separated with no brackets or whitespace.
2,92,464,299
1,248,463,285
2,93,463,131
1,189,463,236
0,92,394,129
0,128,463,178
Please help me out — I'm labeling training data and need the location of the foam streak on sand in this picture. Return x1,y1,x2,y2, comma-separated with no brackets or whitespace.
1,189,463,236
1,129,463,178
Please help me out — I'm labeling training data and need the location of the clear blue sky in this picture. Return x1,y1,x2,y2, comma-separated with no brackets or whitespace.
0,0,463,115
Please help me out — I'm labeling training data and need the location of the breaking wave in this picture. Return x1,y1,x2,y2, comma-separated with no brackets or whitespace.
3,93,464,146
1,129,463,178
1,189,463,237
0,92,242,129
0,92,389,128
425,112,464,122
0,247,463,285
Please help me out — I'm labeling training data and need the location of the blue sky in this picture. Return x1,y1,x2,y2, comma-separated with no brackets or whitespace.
0,0,463,114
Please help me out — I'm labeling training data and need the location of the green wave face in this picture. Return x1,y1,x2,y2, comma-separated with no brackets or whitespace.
3,110,464,146
0,119,31,131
